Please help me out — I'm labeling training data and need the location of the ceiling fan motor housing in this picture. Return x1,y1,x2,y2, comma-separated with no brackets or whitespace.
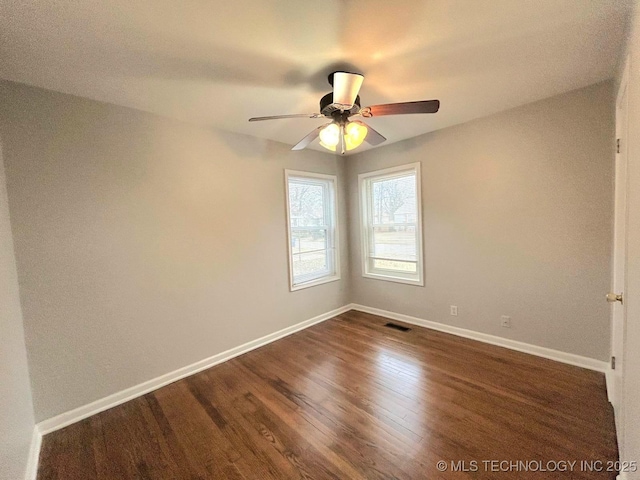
320,93,361,119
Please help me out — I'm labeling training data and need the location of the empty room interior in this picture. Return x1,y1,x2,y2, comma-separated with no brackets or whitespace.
2,1,640,479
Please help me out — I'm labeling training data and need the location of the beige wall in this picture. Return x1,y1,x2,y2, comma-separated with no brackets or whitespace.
347,82,614,361
0,142,35,479
0,81,350,422
617,1,640,476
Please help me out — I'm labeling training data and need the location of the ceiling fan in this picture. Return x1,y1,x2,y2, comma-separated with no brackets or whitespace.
249,71,440,155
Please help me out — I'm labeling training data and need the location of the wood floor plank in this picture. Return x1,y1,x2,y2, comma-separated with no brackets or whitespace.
236,351,416,479
212,361,369,480
37,310,618,479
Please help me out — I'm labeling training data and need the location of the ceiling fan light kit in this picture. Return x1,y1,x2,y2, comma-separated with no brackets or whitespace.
248,71,440,155
318,123,340,149
318,121,368,152
345,121,368,150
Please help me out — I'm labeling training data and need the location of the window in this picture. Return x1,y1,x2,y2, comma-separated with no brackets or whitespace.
359,163,423,285
285,170,340,290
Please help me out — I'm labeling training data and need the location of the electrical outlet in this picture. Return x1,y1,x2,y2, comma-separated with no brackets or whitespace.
501,315,511,328
450,305,458,316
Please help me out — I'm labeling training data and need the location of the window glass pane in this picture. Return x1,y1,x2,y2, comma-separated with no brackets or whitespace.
371,174,416,225
288,182,325,227
292,251,328,278
286,172,338,290
373,258,418,273
291,229,327,254
360,165,422,284
372,225,417,261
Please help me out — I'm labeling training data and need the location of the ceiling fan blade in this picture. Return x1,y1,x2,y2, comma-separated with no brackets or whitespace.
361,100,440,117
352,120,386,146
333,72,364,109
249,113,325,122
291,124,327,151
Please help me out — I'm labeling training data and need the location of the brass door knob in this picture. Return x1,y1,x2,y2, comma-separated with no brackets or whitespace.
606,293,623,304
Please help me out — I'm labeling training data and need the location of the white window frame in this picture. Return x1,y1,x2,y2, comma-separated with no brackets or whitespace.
359,162,424,286
285,170,340,291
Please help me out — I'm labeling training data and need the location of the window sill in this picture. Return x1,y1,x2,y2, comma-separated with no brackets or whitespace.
290,275,341,292
362,272,424,287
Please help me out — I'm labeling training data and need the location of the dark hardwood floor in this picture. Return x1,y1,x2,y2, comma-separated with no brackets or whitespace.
37,310,617,479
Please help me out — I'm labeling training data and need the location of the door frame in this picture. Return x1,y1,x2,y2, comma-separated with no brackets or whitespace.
609,57,630,453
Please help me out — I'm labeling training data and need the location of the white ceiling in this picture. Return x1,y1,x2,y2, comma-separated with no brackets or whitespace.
0,0,631,155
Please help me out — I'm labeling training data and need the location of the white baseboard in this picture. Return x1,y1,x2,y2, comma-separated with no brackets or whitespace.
350,304,609,372
24,425,42,480
37,304,352,436
605,368,615,404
